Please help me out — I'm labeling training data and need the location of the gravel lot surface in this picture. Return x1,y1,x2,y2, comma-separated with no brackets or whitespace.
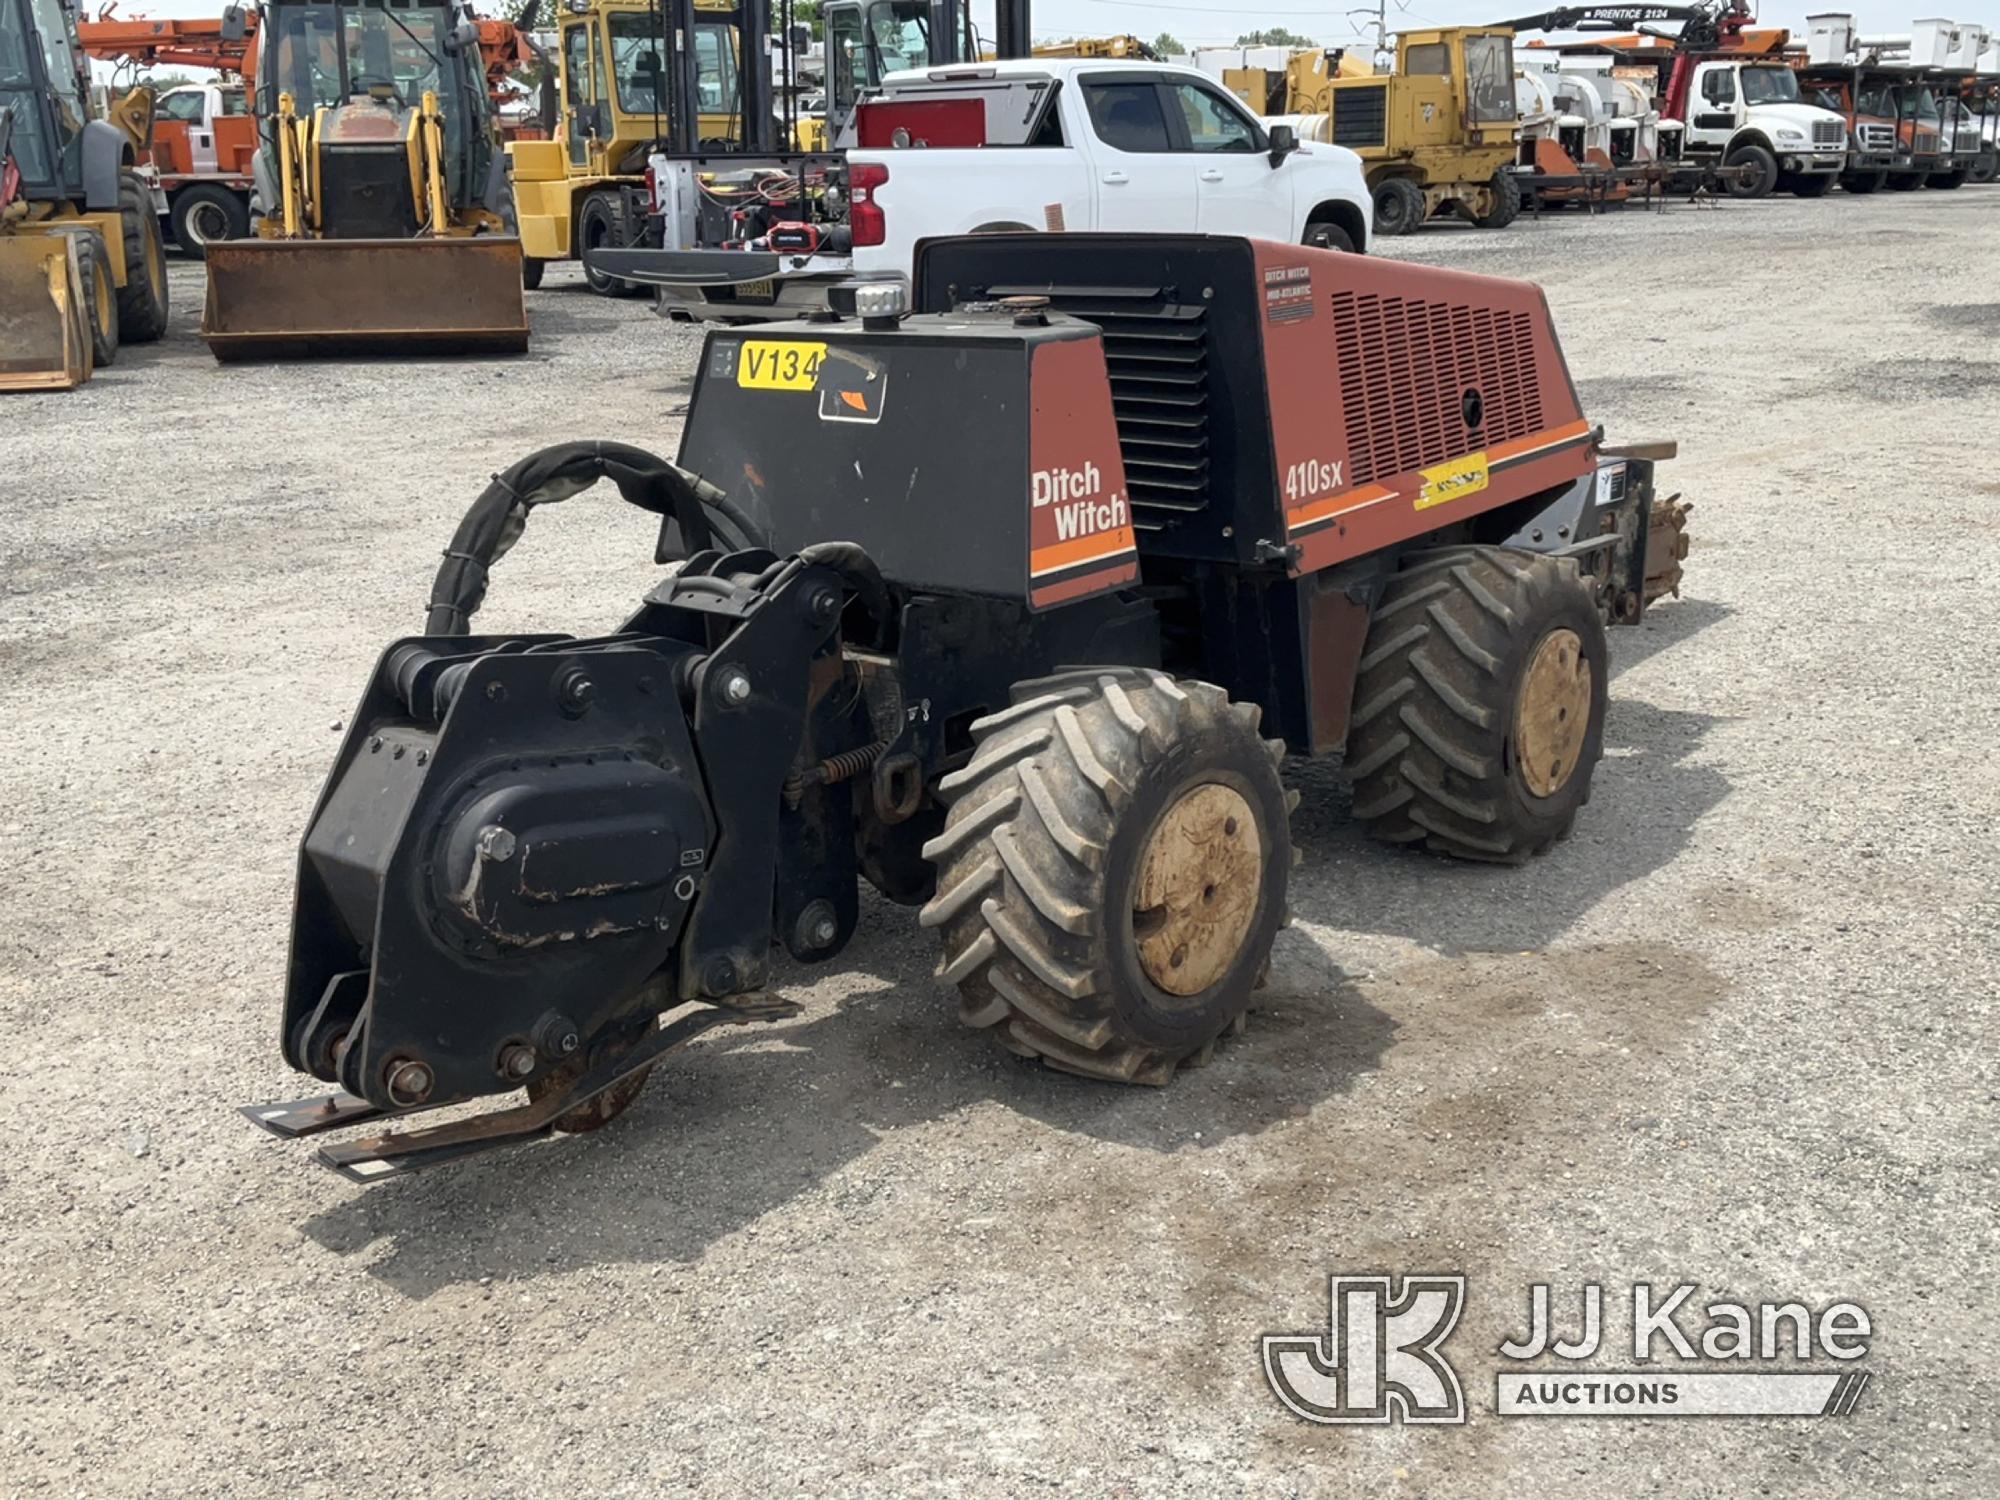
3,192,1995,1498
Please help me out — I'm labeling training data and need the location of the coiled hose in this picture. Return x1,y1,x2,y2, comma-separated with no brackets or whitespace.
422,441,892,647
423,441,767,636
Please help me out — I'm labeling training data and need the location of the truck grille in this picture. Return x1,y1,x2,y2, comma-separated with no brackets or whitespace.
1331,290,1545,486
1332,85,1388,149
1026,288,1212,531
1813,120,1844,146
1860,123,1894,150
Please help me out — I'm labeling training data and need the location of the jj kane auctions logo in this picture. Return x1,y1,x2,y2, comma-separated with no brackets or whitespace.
1263,1277,1873,1424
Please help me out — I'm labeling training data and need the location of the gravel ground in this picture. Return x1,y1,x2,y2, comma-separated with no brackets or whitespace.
2,193,1995,1498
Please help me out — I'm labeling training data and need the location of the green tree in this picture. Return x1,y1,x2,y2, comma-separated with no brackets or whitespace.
1236,27,1315,47
1153,32,1185,57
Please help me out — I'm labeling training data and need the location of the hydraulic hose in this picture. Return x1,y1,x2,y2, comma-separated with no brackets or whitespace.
423,440,768,635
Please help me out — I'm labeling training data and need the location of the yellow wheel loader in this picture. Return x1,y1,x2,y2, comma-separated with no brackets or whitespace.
198,0,528,359
1,0,170,391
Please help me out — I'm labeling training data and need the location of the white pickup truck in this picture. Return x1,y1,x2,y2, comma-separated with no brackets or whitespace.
611,59,1372,321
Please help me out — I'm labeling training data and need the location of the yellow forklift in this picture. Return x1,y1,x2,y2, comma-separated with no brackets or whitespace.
1319,27,1523,234
0,0,169,390
508,0,764,293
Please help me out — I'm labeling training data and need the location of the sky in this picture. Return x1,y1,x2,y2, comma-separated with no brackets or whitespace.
90,1,1994,62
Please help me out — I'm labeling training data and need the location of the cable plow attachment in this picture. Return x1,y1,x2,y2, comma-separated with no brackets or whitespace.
246,996,800,1181
242,443,866,1180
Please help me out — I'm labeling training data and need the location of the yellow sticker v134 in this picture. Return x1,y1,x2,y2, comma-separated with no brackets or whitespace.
736,340,827,391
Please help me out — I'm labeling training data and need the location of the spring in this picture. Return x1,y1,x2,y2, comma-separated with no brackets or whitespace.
819,741,889,785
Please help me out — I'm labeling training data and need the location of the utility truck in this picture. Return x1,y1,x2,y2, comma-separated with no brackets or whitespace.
1499,4,1845,197
603,59,1372,322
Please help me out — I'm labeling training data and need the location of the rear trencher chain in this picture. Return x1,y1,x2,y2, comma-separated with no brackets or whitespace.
920,668,1293,1085
1345,545,1609,862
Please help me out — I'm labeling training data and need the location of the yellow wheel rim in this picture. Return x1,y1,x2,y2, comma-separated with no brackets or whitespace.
1513,628,1592,798
1133,784,1262,997
95,263,115,341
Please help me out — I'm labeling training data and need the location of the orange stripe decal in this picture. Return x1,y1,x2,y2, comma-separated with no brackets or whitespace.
1030,526,1137,576
1287,484,1397,532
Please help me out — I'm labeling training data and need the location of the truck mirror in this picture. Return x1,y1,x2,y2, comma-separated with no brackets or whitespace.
1268,123,1298,167
442,20,480,56
221,5,247,42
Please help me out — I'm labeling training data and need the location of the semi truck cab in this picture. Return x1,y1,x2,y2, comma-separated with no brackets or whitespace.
1682,58,1847,191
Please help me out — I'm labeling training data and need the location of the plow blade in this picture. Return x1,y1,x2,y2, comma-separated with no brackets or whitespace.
0,234,91,391
200,236,529,361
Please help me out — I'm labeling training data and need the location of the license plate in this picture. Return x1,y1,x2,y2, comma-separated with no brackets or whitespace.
736,340,826,391
733,278,776,303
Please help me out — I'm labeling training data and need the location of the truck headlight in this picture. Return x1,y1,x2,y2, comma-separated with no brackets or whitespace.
1775,128,1805,142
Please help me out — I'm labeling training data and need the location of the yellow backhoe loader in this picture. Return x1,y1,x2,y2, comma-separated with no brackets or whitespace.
199,0,528,359
1,0,170,391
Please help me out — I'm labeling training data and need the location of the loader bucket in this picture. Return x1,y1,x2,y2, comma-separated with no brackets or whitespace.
200,236,530,361
0,233,91,392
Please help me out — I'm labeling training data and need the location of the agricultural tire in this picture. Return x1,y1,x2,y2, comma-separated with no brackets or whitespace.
922,669,1292,1085
1789,172,1835,198
1724,142,1777,198
522,255,545,289
169,184,248,258
114,168,170,342
1371,177,1427,236
61,229,118,368
1474,168,1522,228
1346,546,1609,863
1303,218,1355,252
579,191,644,298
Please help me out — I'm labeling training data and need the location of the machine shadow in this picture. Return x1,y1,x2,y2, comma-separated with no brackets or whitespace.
1287,594,1735,954
297,601,1725,1296
298,901,1393,1299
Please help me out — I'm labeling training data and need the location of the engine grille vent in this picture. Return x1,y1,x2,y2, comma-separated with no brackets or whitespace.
1332,291,1545,485
1332,85,1389,149
1025,288,1212,531
1812,119,1845,145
